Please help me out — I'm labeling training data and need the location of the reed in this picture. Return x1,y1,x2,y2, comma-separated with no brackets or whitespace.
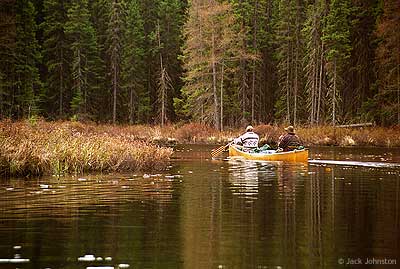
174,122,218,143
0,120,173,177
1,120,398,177
171,123,400,147
297,125,400,147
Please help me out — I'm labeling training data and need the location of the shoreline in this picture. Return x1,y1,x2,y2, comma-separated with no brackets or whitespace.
1,120,399,177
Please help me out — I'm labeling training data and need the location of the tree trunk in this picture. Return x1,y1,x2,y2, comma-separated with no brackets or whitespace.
293,0,300,126
77,49,82,115
332,58,337,127
251,0,258,123
130,88,134,124
286,45,290,123
317,42,324,125
397,39,400,125
113,60,117,124
220,61,224,131
211,30,220,130
84,57,88,114
59,48,64,118
158,21,166,127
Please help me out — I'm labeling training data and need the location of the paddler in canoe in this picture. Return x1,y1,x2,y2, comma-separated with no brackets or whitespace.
276,125,304,152
228,125,307,162
232,125,260,152
211,125,261,157
212,125,305,159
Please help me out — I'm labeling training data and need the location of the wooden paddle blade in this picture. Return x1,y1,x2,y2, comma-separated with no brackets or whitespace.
211,144,229,158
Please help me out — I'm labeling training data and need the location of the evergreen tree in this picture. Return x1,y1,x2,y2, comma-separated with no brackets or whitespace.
181,0,245,129
65,0,101,120
374,0,400,125
230,0,252,124
322,0,353,126
272,0,304,125
0,0,16,118
344,0,377,122
140,0,160,124
42,0,70,119
107,0,126,124
155,0,186,125
15,0,43,118
121,0,146,124
303,0,327,125
231,0,267,125
257,0,277,123
183,1,254,129
89,0,110,121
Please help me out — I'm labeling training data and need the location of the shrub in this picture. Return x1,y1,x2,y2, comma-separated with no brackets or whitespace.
174,123,216,143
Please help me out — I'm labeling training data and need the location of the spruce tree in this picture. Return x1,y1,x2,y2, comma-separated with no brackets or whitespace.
65,0,101,120
272,0,304,125
375,0,400,125
0,0,16,118
322,0,353,126
15,0,43,118
89,0,109,121
107,0,125,124
181,0,250,129
303,0,327,125
121,0,146,124
155,0,186,125
42,0,70,118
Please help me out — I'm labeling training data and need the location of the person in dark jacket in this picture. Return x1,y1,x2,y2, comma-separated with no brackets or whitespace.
277,125,303,151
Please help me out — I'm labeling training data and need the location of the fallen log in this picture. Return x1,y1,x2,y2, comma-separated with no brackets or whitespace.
335,123,373,128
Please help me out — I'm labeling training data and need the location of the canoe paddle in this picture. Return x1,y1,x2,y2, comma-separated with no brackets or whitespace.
211,142,232,158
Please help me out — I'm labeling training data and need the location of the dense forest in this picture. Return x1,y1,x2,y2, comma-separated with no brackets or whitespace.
0,0,399,129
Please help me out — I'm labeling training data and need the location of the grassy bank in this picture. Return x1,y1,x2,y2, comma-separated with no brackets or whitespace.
156,122,400,148
1,120,399,177
0,120,173,177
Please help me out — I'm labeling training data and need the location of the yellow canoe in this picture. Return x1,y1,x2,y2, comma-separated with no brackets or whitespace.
229,145,309,162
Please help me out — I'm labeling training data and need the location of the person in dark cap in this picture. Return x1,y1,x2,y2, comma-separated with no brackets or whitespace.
277,125,303,151
233,125,259,151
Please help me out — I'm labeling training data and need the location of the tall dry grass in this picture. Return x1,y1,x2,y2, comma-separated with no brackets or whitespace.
297,125,400,147
171,123,400,148
0,120,173,177
1,120,398,177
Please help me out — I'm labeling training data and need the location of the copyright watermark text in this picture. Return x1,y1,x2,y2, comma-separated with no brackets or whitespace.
338,257,397,266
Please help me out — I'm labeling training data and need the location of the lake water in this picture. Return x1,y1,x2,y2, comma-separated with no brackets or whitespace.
0,145,399,269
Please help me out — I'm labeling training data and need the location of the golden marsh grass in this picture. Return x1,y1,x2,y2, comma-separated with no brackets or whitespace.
1,120,398,177
0,120,173,177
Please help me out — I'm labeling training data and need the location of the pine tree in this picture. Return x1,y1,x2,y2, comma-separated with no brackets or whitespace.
0,0,16,118
121,0,146,124
89,0,110,121
15,0,43,118
375,0,400,125
272,0,304,125
344,0,377,122
230,0,252,125
42,0,70,118
65,0,101,120
155,0,186,126
256,0,277,123
322,0,353,126
140,0,160,124
303,0,327,125
107,0,126,124
182,0,250,130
